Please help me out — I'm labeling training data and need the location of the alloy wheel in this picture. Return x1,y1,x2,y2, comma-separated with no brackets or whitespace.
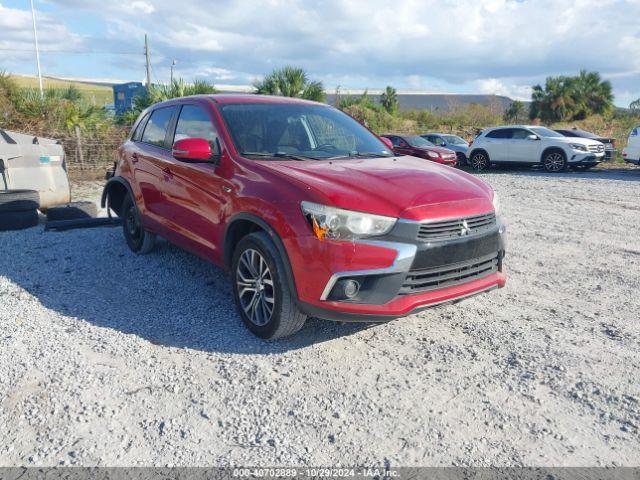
471,153,488,170
236,248,275,326
544,153,565,172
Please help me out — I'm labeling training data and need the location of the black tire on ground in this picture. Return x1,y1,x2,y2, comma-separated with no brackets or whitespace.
469,151,490,171
0,209,39,231
0,190,40,213
231,231,306,340
543,150,568,172
121,194,156,254
46,201,98,221
456,152,467,166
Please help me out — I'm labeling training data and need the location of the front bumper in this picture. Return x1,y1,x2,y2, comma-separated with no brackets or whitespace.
623,157,640,165
569,152,604,166
289,215,506,322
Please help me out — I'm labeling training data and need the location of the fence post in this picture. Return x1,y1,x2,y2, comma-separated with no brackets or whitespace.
74,126,85,170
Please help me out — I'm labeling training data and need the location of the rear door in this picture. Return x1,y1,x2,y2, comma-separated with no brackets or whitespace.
508,128,542,163
162,103,229,260
133,105,178,229
484,128,511,162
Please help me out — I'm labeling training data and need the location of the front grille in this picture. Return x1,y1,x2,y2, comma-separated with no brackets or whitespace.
588,144,605,153
399,252,500,295
417,212,496,242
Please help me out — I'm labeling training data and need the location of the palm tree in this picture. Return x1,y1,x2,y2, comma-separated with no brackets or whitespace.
253,66,326,102
380,86,398,114
130,78,217,118
572,70,613,118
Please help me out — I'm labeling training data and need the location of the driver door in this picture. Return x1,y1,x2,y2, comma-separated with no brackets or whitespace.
508,128,542,163
162,103,229,260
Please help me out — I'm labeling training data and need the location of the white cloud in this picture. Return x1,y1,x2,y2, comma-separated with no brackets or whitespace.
476,79,532,101
7,0,640,104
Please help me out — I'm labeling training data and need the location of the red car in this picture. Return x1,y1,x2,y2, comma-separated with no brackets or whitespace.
102,95,506,339
381,134,458,166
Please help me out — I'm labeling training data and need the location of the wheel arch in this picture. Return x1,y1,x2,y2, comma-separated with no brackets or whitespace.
540,146,567,163
101,176,134,216
223,213,299,302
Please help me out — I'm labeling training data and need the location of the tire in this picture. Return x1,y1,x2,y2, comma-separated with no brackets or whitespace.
0,209,39,231
469,151,490,171
121,194,156,254
231,231,306,339
46,201,98,221
543,150,567,172
0,189,40,213
456,152,467,166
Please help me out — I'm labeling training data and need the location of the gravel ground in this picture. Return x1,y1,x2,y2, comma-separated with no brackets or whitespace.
0,168,639,467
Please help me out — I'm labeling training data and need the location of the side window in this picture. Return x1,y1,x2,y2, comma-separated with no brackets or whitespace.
486,129,510,139
433,136,445,145
141,107,176,148
511,129,530,140
389,136,402,147
174,105,220,155
132,113,149,142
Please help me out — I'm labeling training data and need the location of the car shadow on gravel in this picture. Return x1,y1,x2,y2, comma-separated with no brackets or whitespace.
463,165,640,182
0,229,374,354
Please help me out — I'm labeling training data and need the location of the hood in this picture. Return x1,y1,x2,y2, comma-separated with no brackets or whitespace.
413,145,454,155
553,137,602,147
259,156,494,221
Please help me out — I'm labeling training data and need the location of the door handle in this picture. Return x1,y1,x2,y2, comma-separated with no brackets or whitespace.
131,153,139,163
162,166,172,176
222,186,232,193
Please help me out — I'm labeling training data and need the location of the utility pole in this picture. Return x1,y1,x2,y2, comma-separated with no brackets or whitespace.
170,59,177,84
144,34,152,89
29,0,44,98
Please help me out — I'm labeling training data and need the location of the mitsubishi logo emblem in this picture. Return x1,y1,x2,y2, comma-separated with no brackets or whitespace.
461,220,471,236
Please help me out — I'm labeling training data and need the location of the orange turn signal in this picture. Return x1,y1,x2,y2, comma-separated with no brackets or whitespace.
312,217,328,240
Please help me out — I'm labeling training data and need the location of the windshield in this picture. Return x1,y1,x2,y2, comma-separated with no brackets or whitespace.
219,103,393,160
530,127,564,138
406,135,434,148
443,135,467,145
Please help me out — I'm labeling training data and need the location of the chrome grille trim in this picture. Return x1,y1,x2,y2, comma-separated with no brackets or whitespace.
417,212,497,242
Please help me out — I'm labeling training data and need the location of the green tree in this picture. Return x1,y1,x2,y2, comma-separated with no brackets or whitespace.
504,100,526,123
571,70,614,119
529,71,614,122
380,86,398,114
253,66,326,102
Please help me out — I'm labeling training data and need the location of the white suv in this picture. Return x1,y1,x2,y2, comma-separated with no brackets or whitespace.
622,126,640,166
469,125,606,172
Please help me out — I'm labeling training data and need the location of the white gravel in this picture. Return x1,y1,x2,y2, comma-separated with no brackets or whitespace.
0,168,639,467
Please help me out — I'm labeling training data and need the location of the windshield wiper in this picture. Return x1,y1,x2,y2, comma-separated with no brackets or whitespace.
240,151,312,161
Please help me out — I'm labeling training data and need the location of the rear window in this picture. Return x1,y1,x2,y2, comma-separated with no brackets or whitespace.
141,107,176,147
486,129,511,139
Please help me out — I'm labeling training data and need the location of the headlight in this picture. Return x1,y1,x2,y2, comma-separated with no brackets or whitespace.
301,202,397,241
492,192,500,214
427,151,440,159
571,143,588,152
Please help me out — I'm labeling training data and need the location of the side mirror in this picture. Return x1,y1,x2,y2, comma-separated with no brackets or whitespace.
527,134,539,141
172,138,213,162
440,142,447,147
380,137,394,150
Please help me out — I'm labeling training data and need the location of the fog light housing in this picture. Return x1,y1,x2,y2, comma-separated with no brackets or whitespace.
334,279,360,300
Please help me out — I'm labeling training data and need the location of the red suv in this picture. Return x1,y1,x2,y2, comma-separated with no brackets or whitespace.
102,95,506,339
381,134,458,166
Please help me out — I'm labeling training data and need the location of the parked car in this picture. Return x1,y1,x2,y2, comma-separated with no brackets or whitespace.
622,126,640,166
468,125,605,172
554,128,615,161
421,133,469,164
380,134,458,166
102,95,506,339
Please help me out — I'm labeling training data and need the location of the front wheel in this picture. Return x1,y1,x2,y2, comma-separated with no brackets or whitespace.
543,151,567,172
470,151,490,171
232,232,306,339
122,194,156,254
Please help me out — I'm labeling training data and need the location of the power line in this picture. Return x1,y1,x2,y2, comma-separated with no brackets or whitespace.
0,48,143,55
